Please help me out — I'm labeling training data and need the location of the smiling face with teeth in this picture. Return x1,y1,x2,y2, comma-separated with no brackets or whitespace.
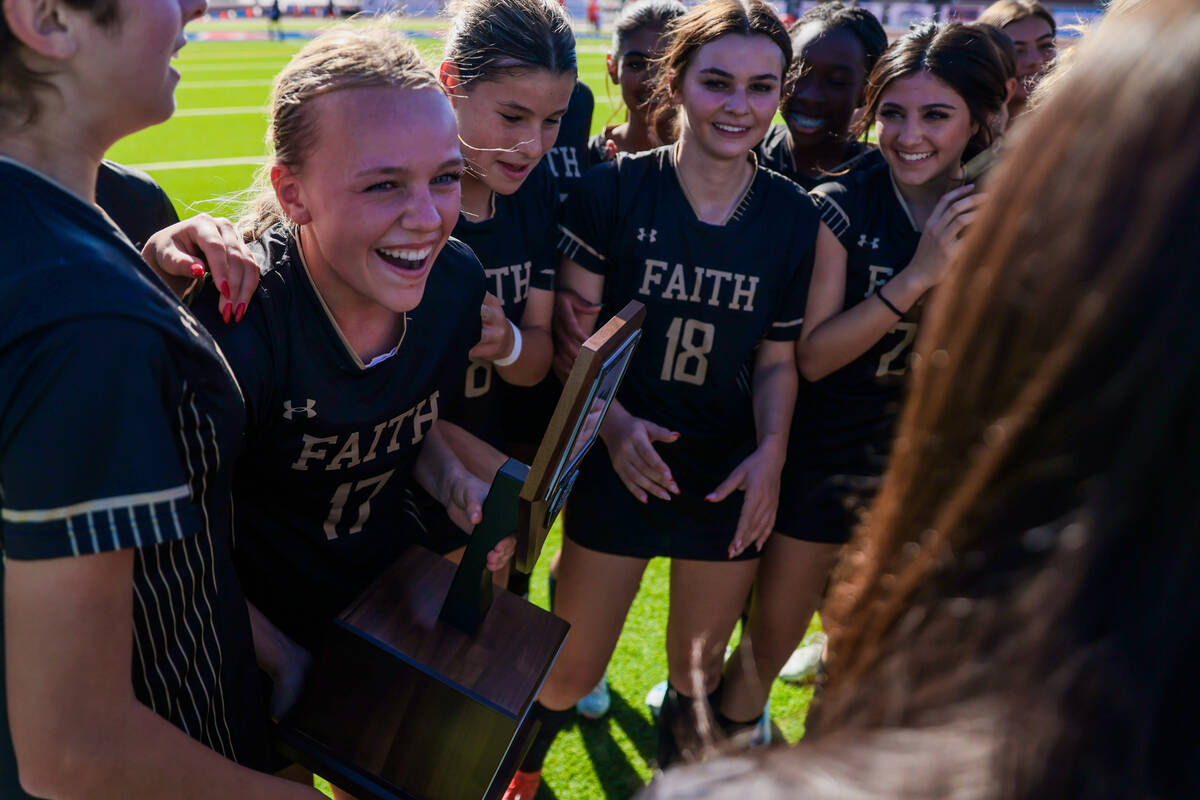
783,24,868,150
272,85,463,320
875,71,977,191
673,33,785,164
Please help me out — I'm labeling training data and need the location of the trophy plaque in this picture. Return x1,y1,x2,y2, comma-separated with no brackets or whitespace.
275,301,647,800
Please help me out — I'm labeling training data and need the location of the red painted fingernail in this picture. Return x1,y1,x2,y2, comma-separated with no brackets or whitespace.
220,280,231,299
222,303,232,324
190,263,205,279
235,302,246,323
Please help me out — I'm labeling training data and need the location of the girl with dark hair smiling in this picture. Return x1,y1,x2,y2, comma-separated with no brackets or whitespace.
754,1,888,189
716,21,1008,739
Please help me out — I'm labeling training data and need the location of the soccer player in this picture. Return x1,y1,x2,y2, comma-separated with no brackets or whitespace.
754,2,888,190
716,22,1008,735
185,26,513,795
0,1,319,798
406,0,575,555
506,2,818,795
589,0,687,163
979,0,1056,120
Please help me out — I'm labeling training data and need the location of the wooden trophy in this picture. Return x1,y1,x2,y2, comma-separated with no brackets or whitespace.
275,301,647,800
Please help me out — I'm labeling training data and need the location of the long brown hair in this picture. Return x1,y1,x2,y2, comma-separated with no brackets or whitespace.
815,0,1200,795
854,22,1008,162
648,0,792,132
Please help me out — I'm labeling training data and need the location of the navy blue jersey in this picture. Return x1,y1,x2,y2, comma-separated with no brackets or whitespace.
541,81,595,202
558,147,818,488
0,159,265,798
192,225,484,649
794,157,923,464
95,159,180,250
454,163,559,448
754,124,883,191
588,131,611,168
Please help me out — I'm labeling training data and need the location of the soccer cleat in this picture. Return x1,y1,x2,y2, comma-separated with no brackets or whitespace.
575,673,611,719
502,769,542,800
778,631,827,684
645,679,668,719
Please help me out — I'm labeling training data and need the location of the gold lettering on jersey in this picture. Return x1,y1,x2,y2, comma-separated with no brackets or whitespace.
663,264,689,301
640,259,669,295
361,420,388,464
484,261,533,306
866,265,894,297
730,274,759,312
410,392,439,445
638,259,758,312
291,434,339,471
289,391,442,472
385,409,417,454
326,432,361,471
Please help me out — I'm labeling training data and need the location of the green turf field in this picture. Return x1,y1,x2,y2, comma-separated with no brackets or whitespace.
109,22,819,799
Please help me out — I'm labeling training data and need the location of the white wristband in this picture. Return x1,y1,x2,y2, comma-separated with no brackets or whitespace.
493,319,523,367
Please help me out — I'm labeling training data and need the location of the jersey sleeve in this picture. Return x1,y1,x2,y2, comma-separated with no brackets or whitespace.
192,281,278,431
766,188,819,342
810,178,858,252
556,159,621,276
0,318,201,560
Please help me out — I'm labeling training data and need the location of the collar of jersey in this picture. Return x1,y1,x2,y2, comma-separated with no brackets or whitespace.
292,234,408,371
888,170,922,233
669,145,758,227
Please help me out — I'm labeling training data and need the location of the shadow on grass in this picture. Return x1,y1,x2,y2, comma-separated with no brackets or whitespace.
573,689,658,800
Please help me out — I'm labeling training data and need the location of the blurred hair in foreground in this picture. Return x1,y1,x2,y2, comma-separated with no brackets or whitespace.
639,0,1200,797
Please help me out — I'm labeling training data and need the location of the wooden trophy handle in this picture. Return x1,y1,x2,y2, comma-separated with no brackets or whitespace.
439,458,530,633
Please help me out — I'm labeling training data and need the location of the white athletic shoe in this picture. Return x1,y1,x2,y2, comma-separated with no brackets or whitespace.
778,632,827,683
576,673,611,719
645,680,668,719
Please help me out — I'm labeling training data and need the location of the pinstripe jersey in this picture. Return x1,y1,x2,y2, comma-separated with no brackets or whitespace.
558,147,817,488
0,159,265,799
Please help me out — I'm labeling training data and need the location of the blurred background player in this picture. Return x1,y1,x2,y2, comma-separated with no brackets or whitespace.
978,0,1056,121
590,0,687,162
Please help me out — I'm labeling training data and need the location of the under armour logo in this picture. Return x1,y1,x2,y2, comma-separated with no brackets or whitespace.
857,235,880,250
283,399,317,420
637,227,657,243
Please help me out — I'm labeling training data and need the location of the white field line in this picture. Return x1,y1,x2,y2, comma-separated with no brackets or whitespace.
173,106,267,117
179,63,285,71
177,79,274,88
129,155,266,171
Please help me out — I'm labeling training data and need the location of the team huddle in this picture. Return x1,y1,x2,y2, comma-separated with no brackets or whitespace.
12,0,1191,799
